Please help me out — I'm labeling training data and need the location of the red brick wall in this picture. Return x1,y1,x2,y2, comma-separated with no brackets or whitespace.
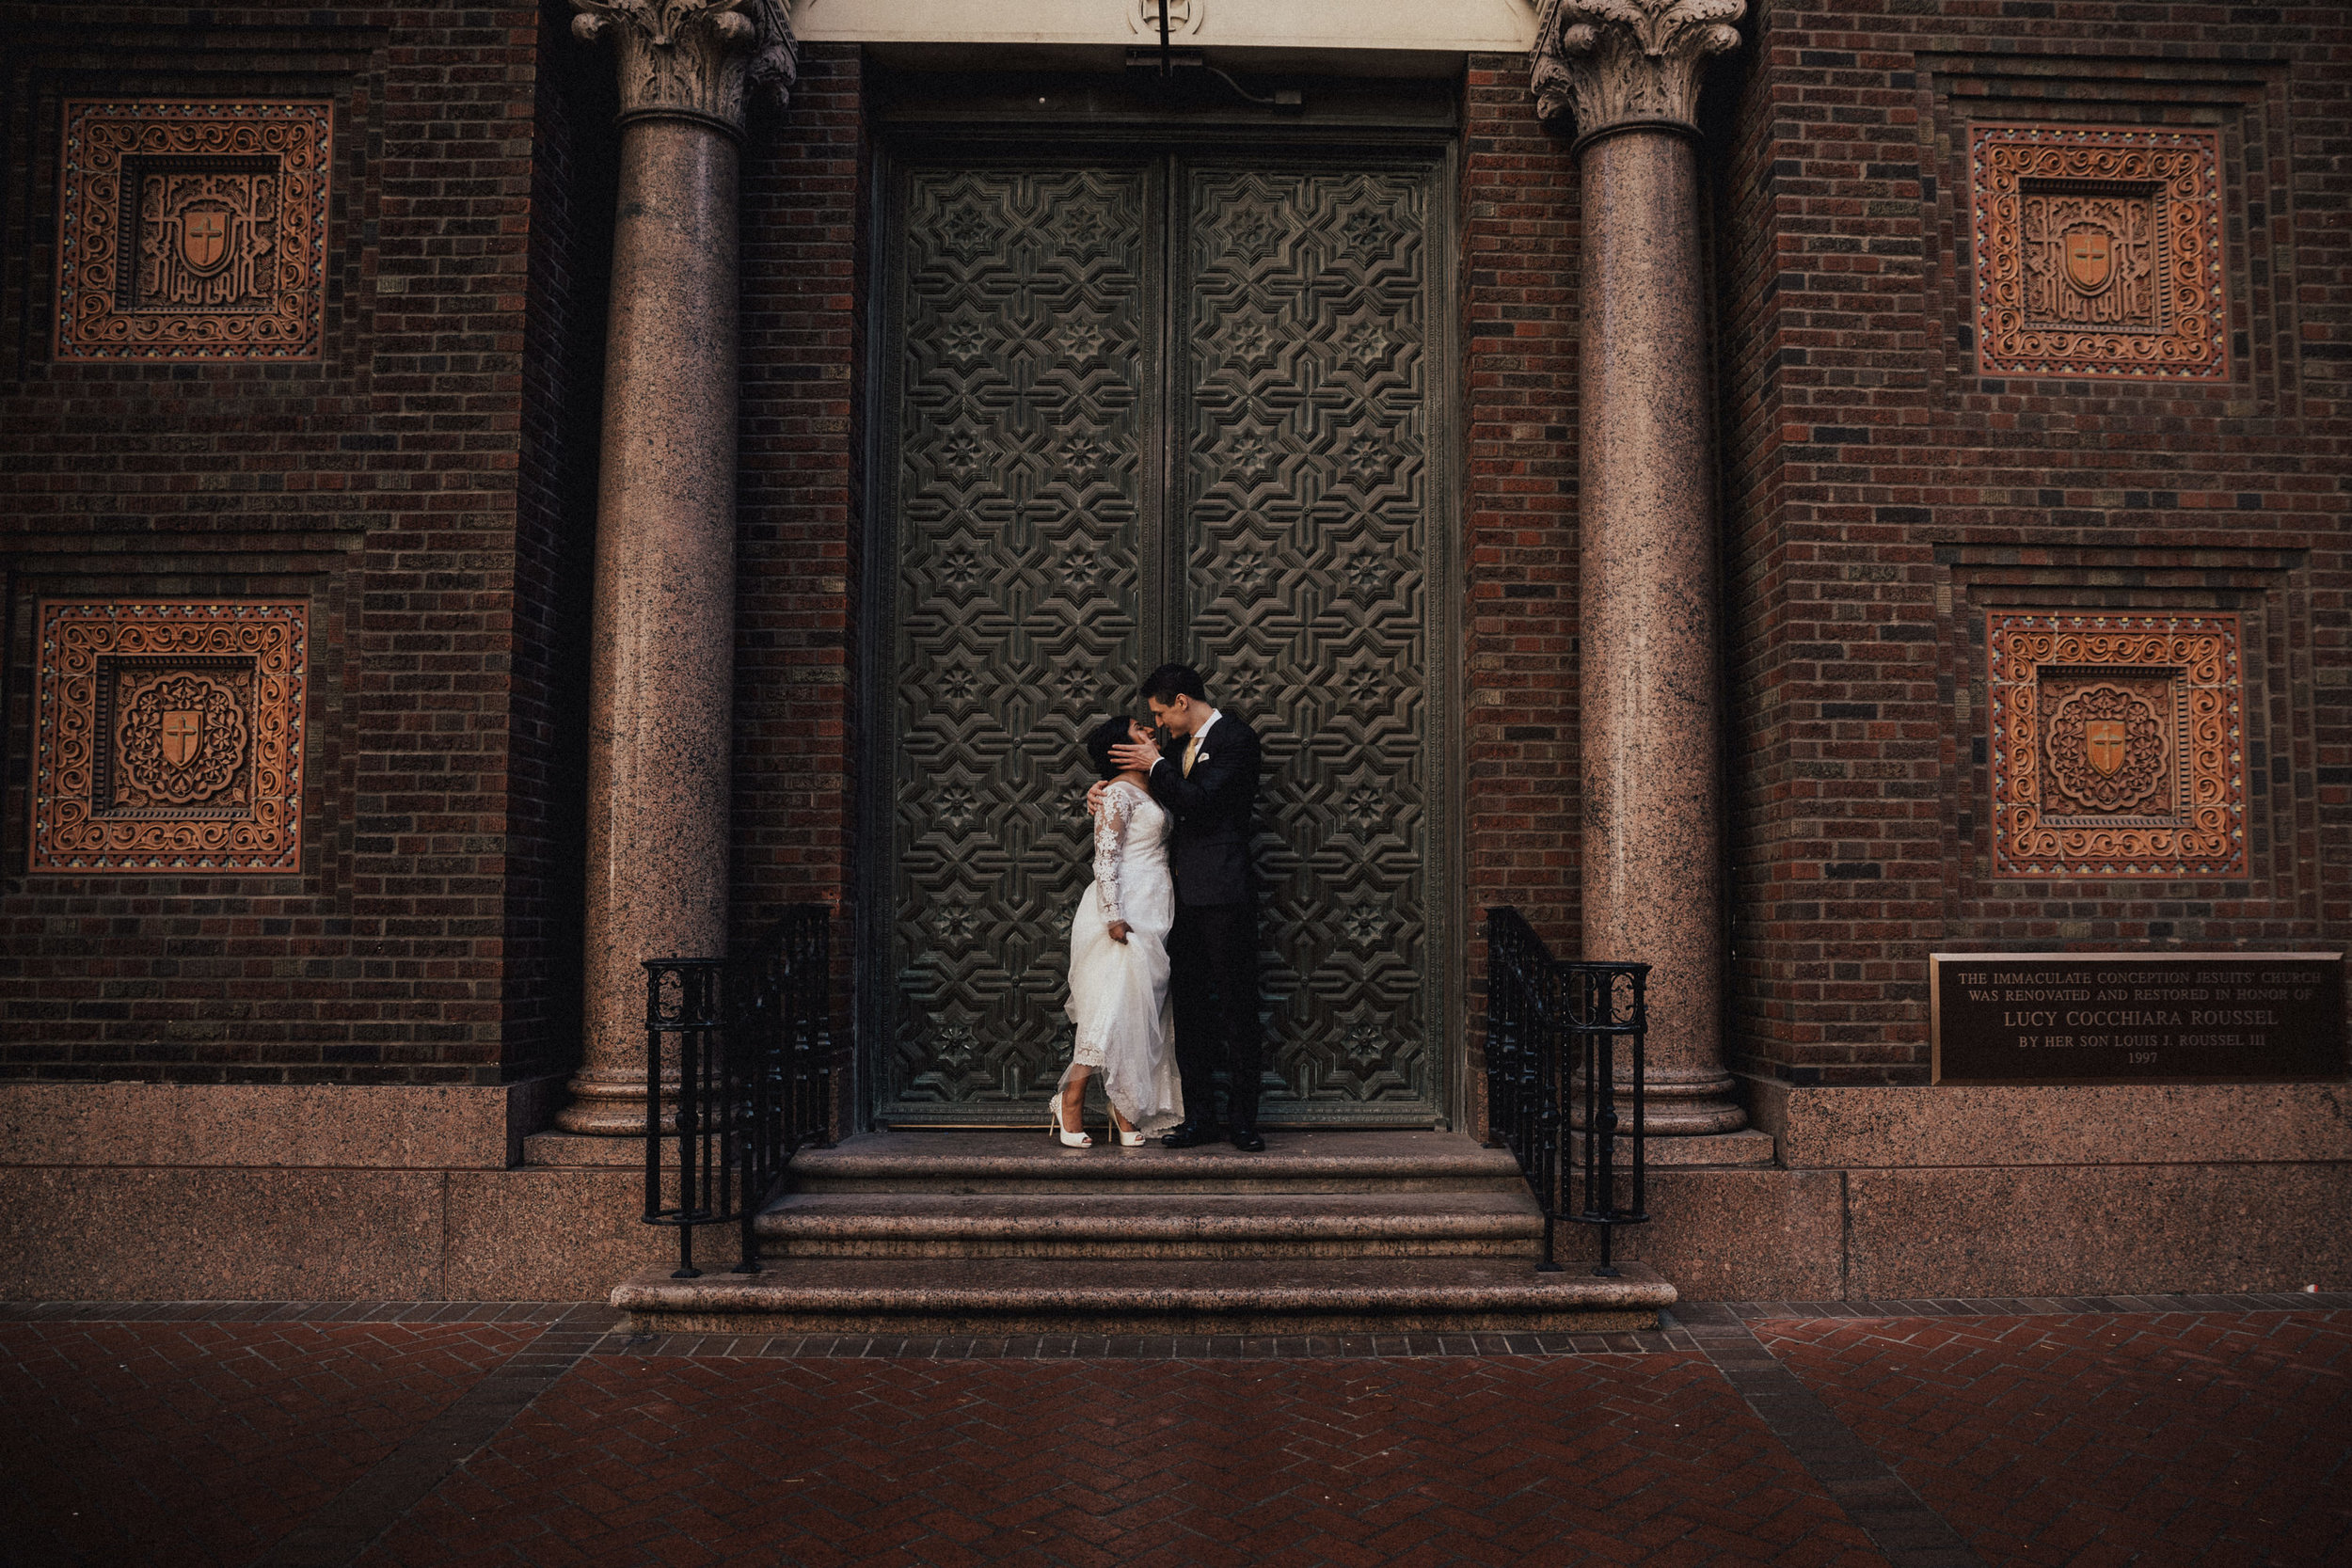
1461,53,1585,985
732,41,866,943
1715,2,2352,1085
506,2,617,1083
0,3,576,1085
1717,17,1804,1088
8,9,2344,1108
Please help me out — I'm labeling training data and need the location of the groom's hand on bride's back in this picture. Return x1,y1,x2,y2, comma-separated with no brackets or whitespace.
1085,780,1108,815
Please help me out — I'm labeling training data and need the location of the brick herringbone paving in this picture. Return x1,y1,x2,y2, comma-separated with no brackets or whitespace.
0,1320,543,1568
1756,1311,2352,1568
355,1353,1886,1568
8,1306,2348,1567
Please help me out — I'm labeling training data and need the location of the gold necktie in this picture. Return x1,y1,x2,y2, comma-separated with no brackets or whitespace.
1183,734,1201,777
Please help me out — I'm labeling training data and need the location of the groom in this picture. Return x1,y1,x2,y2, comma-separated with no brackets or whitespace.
1105,663,1267,1151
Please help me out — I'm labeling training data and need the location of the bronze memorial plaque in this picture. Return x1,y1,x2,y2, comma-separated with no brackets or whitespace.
1931,953,2346,1085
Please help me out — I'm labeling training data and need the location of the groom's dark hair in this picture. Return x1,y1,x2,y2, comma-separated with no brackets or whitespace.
1084,716,1134,781
1137,663,1207,705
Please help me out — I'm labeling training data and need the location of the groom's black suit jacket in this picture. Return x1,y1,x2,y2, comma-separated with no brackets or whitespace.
1145,713,1262,908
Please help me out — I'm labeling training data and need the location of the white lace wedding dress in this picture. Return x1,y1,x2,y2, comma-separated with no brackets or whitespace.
1061,780,1185,1133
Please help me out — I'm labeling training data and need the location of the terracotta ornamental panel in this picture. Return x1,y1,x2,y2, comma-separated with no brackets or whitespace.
55,100,332,359
1987,612,2243,879
30,601,309,873
1969,123,2225,381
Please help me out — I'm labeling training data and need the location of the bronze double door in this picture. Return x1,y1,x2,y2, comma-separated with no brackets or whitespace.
868,144,1454,1127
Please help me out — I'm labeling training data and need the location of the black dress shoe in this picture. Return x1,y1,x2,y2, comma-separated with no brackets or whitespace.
1228,1127,1265,1152
1160,1120,1220,1148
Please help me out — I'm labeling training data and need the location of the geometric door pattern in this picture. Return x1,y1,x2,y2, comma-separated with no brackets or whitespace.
878,155,1446,1125
1181,167,1438,1118
881,164,1154,1120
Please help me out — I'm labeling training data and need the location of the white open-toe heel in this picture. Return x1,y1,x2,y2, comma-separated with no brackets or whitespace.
1107,1117,1144,1148
1050,1103,1092,1148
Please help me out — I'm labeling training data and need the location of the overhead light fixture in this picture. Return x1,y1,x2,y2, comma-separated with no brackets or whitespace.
1126,0,1303,109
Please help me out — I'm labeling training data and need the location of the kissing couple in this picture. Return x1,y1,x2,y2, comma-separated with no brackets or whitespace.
1055,662,1268,1153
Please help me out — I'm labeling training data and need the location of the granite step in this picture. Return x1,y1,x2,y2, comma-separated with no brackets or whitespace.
754,1190,1546,1259
787,1128,1526,1194
602,1130,1673,1331
611,1255,1674,1335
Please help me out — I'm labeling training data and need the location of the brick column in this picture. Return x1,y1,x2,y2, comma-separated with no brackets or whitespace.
556,0,795,1134
1530,0,1753,1138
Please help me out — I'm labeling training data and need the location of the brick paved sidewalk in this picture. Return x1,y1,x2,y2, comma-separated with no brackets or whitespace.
1756,1309,2352,1568
2,1297,2344,1568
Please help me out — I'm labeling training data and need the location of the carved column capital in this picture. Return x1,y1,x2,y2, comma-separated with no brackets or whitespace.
572,0,796,135
1529,0,1744,146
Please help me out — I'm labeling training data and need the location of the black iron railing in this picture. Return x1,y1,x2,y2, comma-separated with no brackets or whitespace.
642,906,834,1278
1483,907,1650,1275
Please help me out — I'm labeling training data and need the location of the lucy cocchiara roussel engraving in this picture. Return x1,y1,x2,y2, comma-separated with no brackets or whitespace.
1930,953,2345,1085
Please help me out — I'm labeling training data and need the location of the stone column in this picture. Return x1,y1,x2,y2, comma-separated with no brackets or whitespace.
1531,0,1754,1139
556,0,794,1134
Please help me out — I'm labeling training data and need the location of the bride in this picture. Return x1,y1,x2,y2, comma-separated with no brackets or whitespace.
1057,717,1186,1147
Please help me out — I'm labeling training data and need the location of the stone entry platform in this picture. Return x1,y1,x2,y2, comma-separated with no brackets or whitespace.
611,1130,1675,1334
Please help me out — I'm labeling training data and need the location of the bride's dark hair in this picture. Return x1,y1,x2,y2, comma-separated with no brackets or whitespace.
1084,716,1136,781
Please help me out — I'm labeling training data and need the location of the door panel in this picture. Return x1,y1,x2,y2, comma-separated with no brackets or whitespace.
874,149,1449,1126
881,163,1158,1117
1181,166,1440,1119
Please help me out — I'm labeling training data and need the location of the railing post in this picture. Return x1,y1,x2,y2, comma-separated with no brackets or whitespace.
643,957,725,1279
1483,910,1512,1151
810,913,835,1148
638,907,834,1275
1484,909,1654,1277
1577,968,1602,1274
643,959,665,1230
1629,966,1648,1228
680,967,703,1280
1565,959,1650,1278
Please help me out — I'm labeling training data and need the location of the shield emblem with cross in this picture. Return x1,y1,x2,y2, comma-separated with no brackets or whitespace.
161,709,202,768
2086,719,2128,776
2063,229,2113,295
180,208,230,274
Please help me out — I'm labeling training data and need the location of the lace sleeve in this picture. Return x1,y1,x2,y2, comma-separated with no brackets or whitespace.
1093,784,1132,926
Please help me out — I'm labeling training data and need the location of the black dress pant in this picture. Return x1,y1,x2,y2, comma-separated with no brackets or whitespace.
1168,899,1263,1131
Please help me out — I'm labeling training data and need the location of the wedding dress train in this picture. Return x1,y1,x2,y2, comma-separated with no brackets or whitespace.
1062,780,1185,1134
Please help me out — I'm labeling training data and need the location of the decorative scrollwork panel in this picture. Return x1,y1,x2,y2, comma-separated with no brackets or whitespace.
1970,124,2226,381
56,101,332,359
1987,612,2244,878
30,600,308,873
